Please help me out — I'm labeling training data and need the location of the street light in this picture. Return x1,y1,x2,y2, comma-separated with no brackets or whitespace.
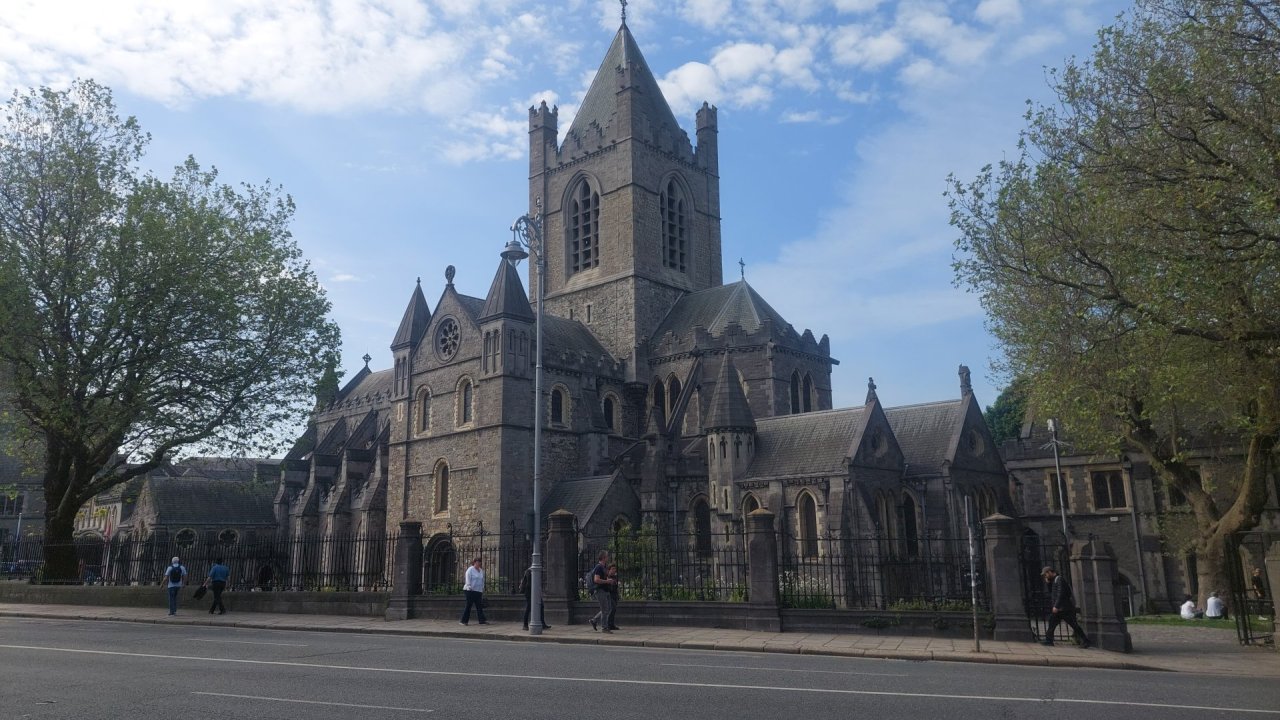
506,207,545,636
1045,419,1071,543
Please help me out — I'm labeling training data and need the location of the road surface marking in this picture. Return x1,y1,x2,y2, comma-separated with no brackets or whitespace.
0,643,1275,715
192,691,431,712
663,662,908,677
184,638,309,647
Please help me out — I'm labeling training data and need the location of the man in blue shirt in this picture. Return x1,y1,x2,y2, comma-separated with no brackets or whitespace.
162,557,187,616
206,557,230,615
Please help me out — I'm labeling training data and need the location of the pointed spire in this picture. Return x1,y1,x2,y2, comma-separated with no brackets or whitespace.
865,377,878,404
959,364,972,396
391,282,432,350
566,22,682,147
705,352,755,431
480,252,535,322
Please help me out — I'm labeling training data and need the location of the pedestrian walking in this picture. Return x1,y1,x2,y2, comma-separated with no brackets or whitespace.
206,557,230,615
605,563,621,631
162,556,187,616
589,550,616,633
1040,566,1091,648
520,566,550,630
460,557,488,626
1252,568,1267,599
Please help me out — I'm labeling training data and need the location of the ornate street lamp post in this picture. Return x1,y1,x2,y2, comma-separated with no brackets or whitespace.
505,208,545,635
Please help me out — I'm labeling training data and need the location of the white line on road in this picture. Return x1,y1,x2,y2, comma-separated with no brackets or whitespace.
662,662,908,677
1,643,1275,715
192,691,432,712
184,638,309,647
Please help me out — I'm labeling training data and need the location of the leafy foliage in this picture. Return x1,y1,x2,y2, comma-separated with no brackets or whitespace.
983,380,1028,445
0,80,340,575
949,1,1280,595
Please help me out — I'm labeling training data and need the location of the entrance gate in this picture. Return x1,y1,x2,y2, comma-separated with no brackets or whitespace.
1019,529,1074,643
1224,531,1275,647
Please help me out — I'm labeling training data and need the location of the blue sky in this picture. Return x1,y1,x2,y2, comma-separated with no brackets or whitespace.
1,0,1128,412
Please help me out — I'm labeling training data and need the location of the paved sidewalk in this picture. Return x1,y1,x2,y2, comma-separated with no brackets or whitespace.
1,602,1276,676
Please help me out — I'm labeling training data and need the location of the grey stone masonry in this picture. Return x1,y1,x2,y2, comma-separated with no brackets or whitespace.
387,521,423,621
746,508,781,631
982,513,1030,643
1070,538,1132,652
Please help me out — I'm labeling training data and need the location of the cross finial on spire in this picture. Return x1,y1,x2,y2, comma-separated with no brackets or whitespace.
620,0,627,24
738,257,746,279
362,353,372,368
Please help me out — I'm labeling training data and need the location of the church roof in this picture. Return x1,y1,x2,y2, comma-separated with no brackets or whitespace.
650,280,796,344
540,475,613,521
480,258,534,322
566,23,682,146
336,368,393,406
541,315,612,361
705,352,754,430
744,408,865,479
146,478,277,526
392,282,431,350
884,399,965,478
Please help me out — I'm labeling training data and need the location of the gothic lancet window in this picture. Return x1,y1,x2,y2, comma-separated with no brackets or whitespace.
417,389,431,433
568,179,600,273
798,492,819,557
802,373,813,412
667,376,682,415
692,498,712,556
789,372,801,414
901,493,919,558
603,396,616,431
458,379,473,425
551,388,565,425
435,461,450,513
660,178,687,272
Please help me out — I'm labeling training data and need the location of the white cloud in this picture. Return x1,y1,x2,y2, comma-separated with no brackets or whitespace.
975,0,1023,26
834,0,886,12
830,25,908,68
330,273,363,283
780,109,844,124
1008,29,1066,60
681,0,733,29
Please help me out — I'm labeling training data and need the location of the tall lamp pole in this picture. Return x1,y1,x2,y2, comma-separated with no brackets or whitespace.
507,208,545,636
1046,419,1071,543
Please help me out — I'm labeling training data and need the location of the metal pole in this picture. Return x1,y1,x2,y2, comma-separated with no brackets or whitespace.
966,495,981,653
1124,463,1149,615
1048,419,1070,543
512,211,545,636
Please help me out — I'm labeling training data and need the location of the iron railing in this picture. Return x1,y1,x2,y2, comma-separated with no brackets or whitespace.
579,528,749,602
421,522,533,596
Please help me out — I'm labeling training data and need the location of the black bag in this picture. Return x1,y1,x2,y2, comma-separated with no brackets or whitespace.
168,566,183,584
193,585,208,600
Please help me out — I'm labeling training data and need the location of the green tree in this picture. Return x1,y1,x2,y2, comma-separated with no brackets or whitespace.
0,81,341,579
984,379,1028,446
949,0,1279,598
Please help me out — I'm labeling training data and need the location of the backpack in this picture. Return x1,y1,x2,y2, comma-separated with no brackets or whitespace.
168,565,183,584
584,568,596,596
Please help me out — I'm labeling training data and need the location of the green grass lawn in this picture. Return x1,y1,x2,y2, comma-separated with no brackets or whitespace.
1128,614,1272,632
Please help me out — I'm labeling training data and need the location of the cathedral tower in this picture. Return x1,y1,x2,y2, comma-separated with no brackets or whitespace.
528,21,722,380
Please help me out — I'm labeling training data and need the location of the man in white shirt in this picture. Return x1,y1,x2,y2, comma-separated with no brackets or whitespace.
1180,594,1204,620
1205,591,1227,619
460,557,488,626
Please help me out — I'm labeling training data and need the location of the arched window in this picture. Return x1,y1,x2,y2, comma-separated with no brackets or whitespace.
743,494,760,515
568,178,600,273
459,380,473,425
901,493,919,558
667,375,682,414
423,535,456,592
417,389,431,433
652,381,666,418
435,461,450,513
802,373,813,412
790,372,801,414
798,493,819,557
551,388,565,424
734,439,741,459
603,396,616,431
719,439,727,459
660,178,687,272
692,498,712,556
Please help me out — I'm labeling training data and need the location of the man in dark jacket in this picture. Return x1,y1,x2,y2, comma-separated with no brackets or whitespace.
1041,566,1091,648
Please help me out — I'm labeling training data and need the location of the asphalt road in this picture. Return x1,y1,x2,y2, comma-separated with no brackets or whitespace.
0,617,1276,719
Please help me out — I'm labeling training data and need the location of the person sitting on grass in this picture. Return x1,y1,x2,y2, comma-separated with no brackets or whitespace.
1180,594,1204,620
1205,591,1228,620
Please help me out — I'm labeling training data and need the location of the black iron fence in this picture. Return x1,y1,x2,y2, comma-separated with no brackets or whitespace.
778,532,987,611
1,533,397,591
579,528,749,602
1018,530,1073,643
422,523,533,596
1226,531,1275,647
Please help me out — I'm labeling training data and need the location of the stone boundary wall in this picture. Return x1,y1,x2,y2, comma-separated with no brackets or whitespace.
0,582,387,617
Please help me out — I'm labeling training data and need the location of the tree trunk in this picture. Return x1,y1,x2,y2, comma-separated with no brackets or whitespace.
42,510,79,582
1195,532,1229,607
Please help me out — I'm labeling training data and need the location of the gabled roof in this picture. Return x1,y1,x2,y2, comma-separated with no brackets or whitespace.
335,368,393,406
650,280,796,345
480,258,534,322
540,475,613,521
454,294,488,323
148,478,277,526
744,408,865,479
566,23,683,145
884,399,966,478
541,315,612,361
705,352,754,431
392,282,432,350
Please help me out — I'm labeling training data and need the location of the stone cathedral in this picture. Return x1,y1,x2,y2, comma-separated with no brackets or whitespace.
275,20,1009,572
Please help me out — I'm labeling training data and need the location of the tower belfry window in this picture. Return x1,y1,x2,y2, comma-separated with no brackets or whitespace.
569,179,600,273
660,179,687,272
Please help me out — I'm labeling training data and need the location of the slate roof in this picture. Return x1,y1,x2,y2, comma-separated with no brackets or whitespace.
566,23,682,146
337,368,394,405
147,478,277,526
705,352,754,430
455,294,488,322
172,457,274,482
480,259,534,322
883,399,965,478
541,315,612,361
392,282,432,349
744,408,865,479
650,280,796,345
540,476,613,521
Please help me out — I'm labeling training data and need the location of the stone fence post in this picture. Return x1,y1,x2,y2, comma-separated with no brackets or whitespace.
746,508,781,631
1266,537,1280,646
982,513,1029,642
544,510,578,625
386,521,422,621
1070,538,1132,652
